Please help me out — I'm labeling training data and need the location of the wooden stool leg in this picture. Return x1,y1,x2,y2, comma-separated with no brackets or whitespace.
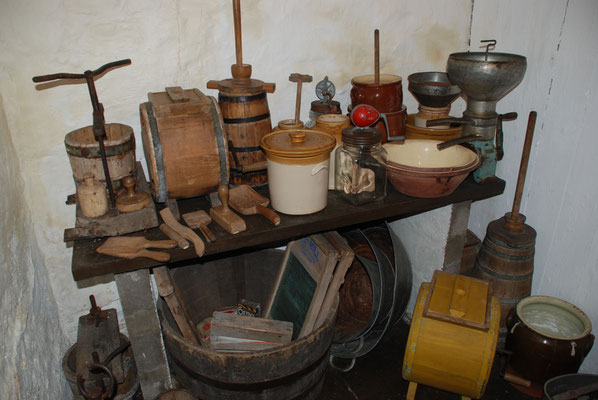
406,382,418,400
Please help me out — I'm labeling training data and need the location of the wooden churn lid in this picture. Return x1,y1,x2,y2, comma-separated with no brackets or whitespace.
423,270,491,330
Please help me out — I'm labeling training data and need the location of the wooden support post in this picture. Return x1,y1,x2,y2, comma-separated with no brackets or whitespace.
442,200,471,274
115,269,173,399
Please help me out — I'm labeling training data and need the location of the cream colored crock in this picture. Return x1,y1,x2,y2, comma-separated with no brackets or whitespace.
261,129,336,215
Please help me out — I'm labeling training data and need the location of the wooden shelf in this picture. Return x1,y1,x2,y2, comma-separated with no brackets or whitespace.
71,176,505,281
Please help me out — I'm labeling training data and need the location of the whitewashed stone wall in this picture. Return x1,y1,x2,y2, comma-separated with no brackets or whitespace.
1,2,596,397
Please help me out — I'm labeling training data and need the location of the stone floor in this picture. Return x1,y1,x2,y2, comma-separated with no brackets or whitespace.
318,320,536,400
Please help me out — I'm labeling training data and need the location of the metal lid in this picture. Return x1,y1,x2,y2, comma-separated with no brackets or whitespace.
261,129,336,159
341,127,382,147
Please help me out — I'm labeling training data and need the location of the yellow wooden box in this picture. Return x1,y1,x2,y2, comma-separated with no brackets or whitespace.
402,270,500,399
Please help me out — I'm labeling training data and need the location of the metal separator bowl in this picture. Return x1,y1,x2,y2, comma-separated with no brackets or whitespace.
407,72,461,108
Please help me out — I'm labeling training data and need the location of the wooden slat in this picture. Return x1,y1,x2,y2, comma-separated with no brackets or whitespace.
72,176,505,281
115,269,173,399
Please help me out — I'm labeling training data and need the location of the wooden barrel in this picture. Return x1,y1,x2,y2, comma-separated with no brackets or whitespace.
160,249,336,400
139,87,229,202
65,123,136,189
217,90,272,186
473,215,536,348
402,274,500,399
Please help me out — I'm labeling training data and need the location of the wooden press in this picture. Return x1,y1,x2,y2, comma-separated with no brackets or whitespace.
207,0,276,186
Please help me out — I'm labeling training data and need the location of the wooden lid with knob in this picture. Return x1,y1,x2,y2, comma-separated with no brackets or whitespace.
116,176,151,213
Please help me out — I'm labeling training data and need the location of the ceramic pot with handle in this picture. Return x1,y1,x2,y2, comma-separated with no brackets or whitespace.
506,296,594,386
261,129,336,215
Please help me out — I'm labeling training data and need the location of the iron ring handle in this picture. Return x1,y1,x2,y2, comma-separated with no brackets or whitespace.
32,59,131,83
76,363,116,400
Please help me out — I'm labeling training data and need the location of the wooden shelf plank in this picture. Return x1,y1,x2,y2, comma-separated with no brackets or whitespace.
72,176,505,281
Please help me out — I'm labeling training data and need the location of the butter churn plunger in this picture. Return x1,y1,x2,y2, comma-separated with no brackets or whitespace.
276,73,312,130
430,40,526,182
32,59,132,209
207,0,276,186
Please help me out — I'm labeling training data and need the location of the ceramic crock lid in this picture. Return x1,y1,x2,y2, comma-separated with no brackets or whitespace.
351,74,403,85
261,129,336,160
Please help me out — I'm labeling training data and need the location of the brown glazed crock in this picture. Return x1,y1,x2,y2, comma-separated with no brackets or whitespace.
506,296,594,386
350,74,403,113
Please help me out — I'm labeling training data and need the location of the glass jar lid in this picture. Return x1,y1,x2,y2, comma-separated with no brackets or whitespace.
341,127,382,147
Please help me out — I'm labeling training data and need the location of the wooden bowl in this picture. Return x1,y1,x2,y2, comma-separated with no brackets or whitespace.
383,140,479,198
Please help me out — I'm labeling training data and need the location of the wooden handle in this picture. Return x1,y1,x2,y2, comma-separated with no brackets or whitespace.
240,160,267,173
137,249,171,263
511,111,537,220
153,266,200,344
503,371,531,387
232,0,243,66
374,29,380,84
144,239,179,249
159,224,190,249
198,223,216,242
122,176,135,196
263,82,276,93
218,185,230,211
160,208,205,257
206,80,219,90
255,204,280,226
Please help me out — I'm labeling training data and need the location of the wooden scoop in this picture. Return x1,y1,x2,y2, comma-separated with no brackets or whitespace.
209,185,246,234
96,237,176,262
228,185,280,226
182,210,216,242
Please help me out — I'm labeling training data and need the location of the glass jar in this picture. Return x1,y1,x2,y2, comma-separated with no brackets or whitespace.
334,127,387,205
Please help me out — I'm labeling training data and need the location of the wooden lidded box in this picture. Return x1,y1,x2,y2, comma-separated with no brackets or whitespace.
402,270,500,400
140,87,230,202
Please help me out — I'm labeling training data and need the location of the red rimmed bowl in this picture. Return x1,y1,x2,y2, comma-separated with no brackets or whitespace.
383,139,480,198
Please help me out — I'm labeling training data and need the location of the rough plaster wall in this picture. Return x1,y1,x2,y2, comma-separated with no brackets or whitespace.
468,0,598,372
389,206,452,320
0,98,70,398
0,0,472,346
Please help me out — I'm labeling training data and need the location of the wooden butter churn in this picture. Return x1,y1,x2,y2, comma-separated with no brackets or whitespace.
207,0,276,186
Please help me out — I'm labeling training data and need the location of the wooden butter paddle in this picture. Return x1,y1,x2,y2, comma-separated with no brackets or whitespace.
209,185,246,234
96,236,177,262
182,210,216,242
228,185,280,226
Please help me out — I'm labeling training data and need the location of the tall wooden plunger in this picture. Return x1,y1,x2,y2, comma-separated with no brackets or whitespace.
473,111,538,349
207,0,276,186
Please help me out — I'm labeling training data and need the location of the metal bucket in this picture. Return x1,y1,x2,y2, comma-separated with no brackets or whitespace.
331,225,412,364
61,333,139,400
473,215,536,348
160,249,336,400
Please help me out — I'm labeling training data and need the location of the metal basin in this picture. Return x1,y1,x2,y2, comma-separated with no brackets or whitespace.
447,52,527,102
407,72,461,108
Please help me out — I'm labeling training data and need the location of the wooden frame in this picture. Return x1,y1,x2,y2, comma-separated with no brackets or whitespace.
264,234,338,338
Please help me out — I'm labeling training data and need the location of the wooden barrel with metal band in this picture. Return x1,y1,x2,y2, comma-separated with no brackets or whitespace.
213,87,273,185
140,87,229,203
473,215,535,348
